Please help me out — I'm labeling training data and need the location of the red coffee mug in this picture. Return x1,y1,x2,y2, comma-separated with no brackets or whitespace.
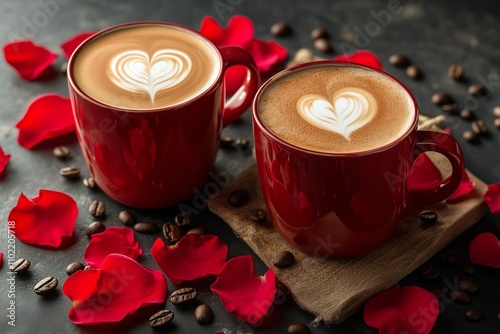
253,61,465,258
68,22,259,208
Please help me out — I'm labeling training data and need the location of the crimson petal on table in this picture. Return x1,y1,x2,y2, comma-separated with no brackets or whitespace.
15,94,75,149
3,39,57,80
0,146,11,180
60,31,97,59
447,172,475,202
63,254,167,325
7,189,77,248
483,183,500,213
244,38,288,73
408,153,441,191
211,255,276,325
0,253,3,270
468,232,500,269
333,50,383,71
199,15,254,47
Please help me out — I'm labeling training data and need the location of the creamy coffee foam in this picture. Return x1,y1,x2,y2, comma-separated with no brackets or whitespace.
258,65,415,153
72,25,221,110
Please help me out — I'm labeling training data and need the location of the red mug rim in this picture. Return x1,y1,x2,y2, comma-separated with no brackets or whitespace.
252,61,420,157
67,21,224,114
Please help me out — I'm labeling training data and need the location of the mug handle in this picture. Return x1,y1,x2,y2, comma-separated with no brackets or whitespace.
219,46,260,128
404,130,465,213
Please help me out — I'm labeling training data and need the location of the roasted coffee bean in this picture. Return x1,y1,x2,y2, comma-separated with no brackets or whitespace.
472,119,488,135
174,211,191,226
448,64,464,80
10,258,30,274
194,304,213,325
389,54,410,67
457,278,479,294
314,38,332,53
460,108,475,120
406,65,422,79
82,177,98,189
89,200,105,217
287,322,310,334
441,104,458,113
273,250,295,269
53,145,70,159
250,208,267,223
468,83,487,96
60,166,80,179
34,277,58,295
235,137,250,150
439,249,458,264
59,62,68,75
228,189,249,207
187,226,209,235
494,118,500,129
220,136,234,148
497,312,500,321
432,92,454,106
270,22,292,36
134,221,159,234
170,287,198,305
465,308,483,322
463,130,479,143
163,223,181,243
86,221,105,237
148,309,174,329
419,210,438,224
118,210,136,226
311,27,329,40
493,106,500,118
66,262,85,276
449,289,471,305
462,263,476,275
420,264,440,279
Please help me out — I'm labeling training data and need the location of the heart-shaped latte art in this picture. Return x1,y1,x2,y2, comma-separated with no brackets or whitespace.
296,88,377,140
109,49,192,103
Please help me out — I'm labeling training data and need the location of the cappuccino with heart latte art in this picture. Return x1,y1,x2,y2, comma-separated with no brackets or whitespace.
71,24,221,110
258,64,415,153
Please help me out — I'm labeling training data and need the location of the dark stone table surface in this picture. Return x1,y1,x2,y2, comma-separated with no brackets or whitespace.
1,0,499,333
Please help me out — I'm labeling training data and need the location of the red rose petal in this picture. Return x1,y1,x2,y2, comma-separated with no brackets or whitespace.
0,146,11,180
468,233,500,269
245,39,288,73
84,227,142,268
7,189,77,248
199,15,254,47
63,254,167,324
333,50,383,70
408,153,441,191
447,172,475,202
364,286,439,334
3,40,57,80
211,255,276,325
484,183,500,213
60,31,96,59
0,252,3,270
16,94,75,149
151,234,228,285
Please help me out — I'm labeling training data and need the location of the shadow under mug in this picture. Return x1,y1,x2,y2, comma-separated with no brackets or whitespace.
252,61,465,258
68,21,259,208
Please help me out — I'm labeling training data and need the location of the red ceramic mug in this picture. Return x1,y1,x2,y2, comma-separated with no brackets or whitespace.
253,61,465,258
68,22,259,208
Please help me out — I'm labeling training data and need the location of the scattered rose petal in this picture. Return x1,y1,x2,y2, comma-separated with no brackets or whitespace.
3,40,57,80
151,234,228,285
0,146,11,180
211,255,276,325
484,183,500,213
443,127,451,135
246,39,287,73
199,15,254,47
7,189,77,248
84,227,142,268
447,172,475,202
63,254,167,324
468,233,500,269
408,153,441,191
333,50,383,70
60,31,96,59
0,253,3,270
16,94,75,149
364,286,438,334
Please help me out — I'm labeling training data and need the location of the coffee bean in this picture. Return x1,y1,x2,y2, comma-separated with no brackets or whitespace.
270,22,292,37
235,137,250,150
419,210,438,224
170,287,198,305
228,189,249,207
194,304,213,325
311,27,329,40
250,208,267,223
148,309,174,329
420,264,440,279
497,312,500,321
448,64,464,80
174,211,191,226
463,130,479,143
34,277,58,295
60,166,80,179
493,106,500,118
220,136,234,148
163,222,181,243
431,92,454,106
439,249,458,264
10,258,30,274
314,38,332,53
460,108,475,120
462,263,476,275
187,226,209,235
406,65,422,79
449,289,471,305
287,322,310,334
53,145,70,159
389,54,410,67
471,119,488,135
273,250,295,269
494,118,500,129
457,278,479,294
441,104,458,113
59,62,68,75
66,262,85,276
134,221,159,234
86,221,105,237
89,200,105,217
118,210,136,226
468,83,487,96
465,308,483,322
82,177,98,189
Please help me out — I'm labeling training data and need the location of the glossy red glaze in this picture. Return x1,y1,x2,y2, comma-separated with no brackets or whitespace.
253,62,464,258
68,22,259,208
